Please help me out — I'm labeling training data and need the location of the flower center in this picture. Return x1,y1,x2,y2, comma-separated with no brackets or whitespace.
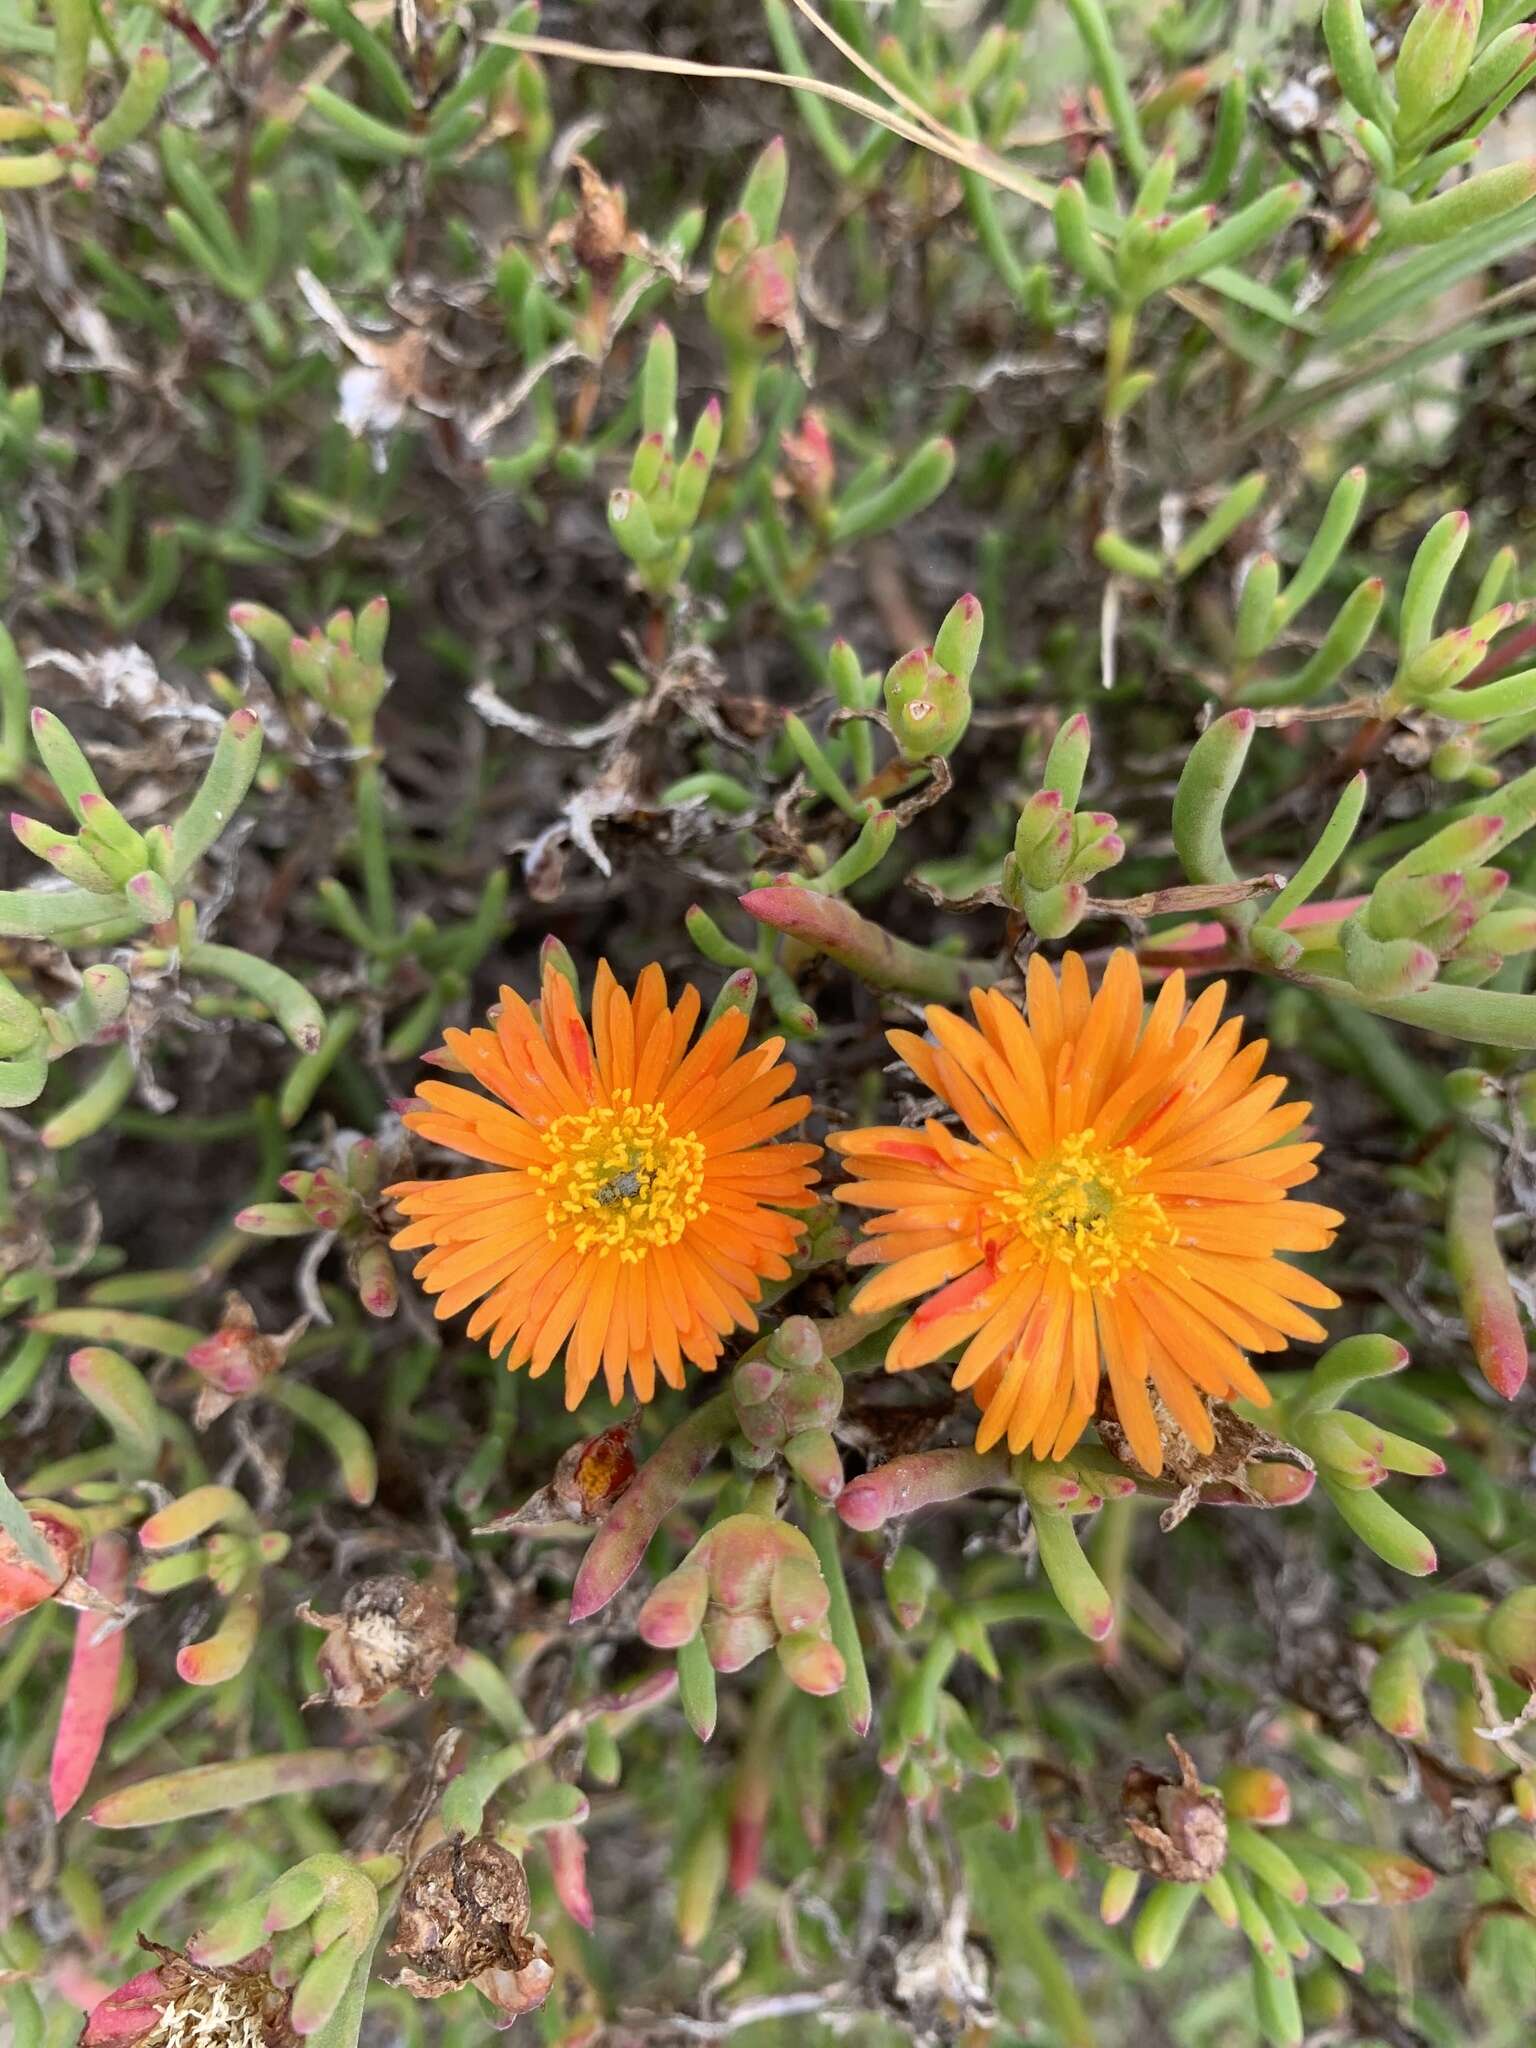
997,1130,1171,1292
150,1979,271,2048
533,1092,707,1261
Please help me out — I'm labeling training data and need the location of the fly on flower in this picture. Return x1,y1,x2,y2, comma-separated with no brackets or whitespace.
831,949,1341,1476
387,951,821,1406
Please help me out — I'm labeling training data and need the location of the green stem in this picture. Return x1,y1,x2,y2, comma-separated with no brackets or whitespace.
353,756,394,937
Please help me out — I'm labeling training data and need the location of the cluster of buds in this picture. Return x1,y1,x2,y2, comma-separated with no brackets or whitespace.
1003,713,1124,939
298,1572,457,1711
238,1131,405,1319
1055,130,1303,422
637,1512,846,1698
388,1837,554,2020
731,1315,844,1501
1,706,323,1097
0,32,167,193
883,594,982,765
229,595,392,746
0,957,128,1112
1328,0,1536,231
705,137,799,453
190,1852,396,2037
1097,1745,1433,2045
873,1563,1017,1825
1262,1336,1442,1577
136,1484,289,1686
606,324,722,599
1174,689,1536,1006
1362,1583,1536,1778
10,707,262,936
1337,793,1536,998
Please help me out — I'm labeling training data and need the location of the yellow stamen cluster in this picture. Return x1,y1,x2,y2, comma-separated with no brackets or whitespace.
530,1092,707,1261
996,1130,1172,1293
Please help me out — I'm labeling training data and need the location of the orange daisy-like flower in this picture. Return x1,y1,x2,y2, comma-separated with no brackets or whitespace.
387,958,821,1406
831,949,1341,1475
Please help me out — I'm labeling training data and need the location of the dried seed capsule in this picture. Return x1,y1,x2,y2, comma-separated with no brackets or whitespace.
297,1574,456,1710
390,1837,554,2017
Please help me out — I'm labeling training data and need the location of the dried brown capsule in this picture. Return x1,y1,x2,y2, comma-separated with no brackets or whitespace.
1120,1736,1227,1883
567,156,630,292
297,1573,456,1710
389,1837,554,2018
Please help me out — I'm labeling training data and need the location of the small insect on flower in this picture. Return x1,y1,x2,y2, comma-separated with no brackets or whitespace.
387,953,821,1406
832,949,1341,1476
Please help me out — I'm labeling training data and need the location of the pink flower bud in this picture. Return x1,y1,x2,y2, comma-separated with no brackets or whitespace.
780,407,835,510
184,1291,302,1426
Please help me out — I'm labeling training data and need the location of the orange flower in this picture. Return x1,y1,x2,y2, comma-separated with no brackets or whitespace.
387,958,821,1407
830,950,1340,1475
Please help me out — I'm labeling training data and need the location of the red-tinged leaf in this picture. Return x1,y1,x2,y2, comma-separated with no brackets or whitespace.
51,1533,130,1820
544,1823,594,1931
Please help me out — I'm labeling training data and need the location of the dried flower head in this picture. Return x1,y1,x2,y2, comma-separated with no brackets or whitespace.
833,950,1340,1475
389,1837,554,2017
81,1941,293,2048
184,1291,306,1427
478,1416,641,1534
296,1573,457,1710
1118,1737,1228,1883
388,957,820,1406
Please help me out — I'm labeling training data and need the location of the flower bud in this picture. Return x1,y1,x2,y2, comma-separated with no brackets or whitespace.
708,232,799,359
776,1629,846,1694
638,1514,845,1698
185,1291,304,1427
731,1319,842,1498
883,644,972,763
780,407,835,513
